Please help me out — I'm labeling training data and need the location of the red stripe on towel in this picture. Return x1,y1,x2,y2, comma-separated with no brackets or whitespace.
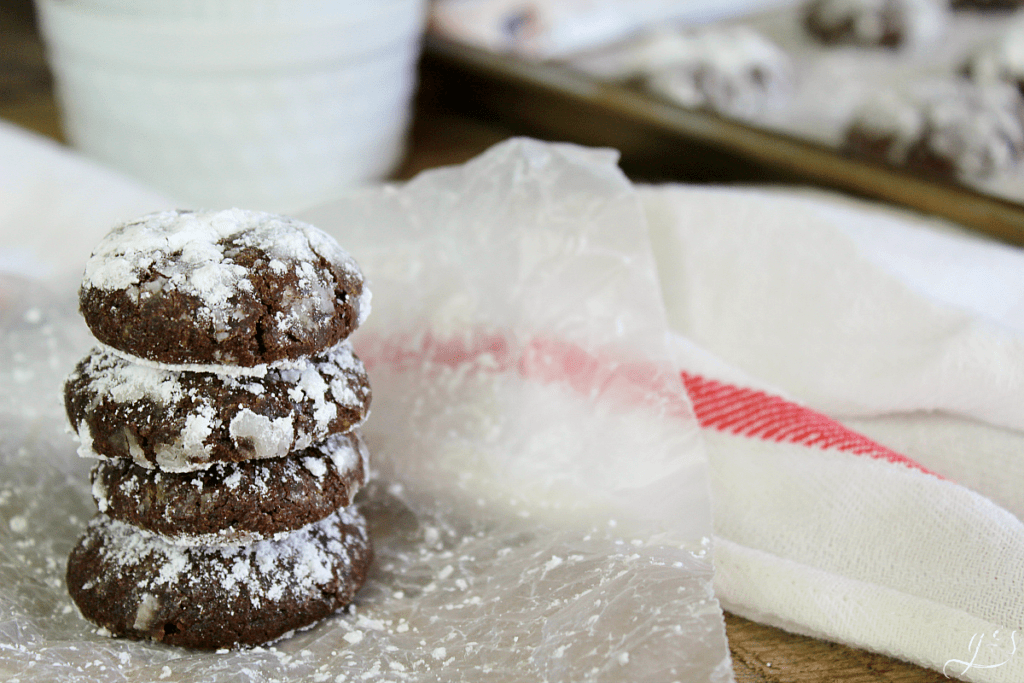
356,330,935,476
681,372,935,475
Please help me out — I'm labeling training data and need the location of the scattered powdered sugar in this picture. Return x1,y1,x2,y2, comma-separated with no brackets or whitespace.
74,418,95,459
283,367,337,432
91,474,109,514
100,343,275,379
132,593,161,631
356,288,373,328
8,515,28,534
162,526,298,549
155,404,217,470
181,405,217,448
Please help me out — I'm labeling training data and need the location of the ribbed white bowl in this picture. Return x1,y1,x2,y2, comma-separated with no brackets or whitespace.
54,0,405,23
36,0,427,212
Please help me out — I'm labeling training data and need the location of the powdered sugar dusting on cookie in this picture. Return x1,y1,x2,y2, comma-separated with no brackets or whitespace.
83,209,360,299
99,343,274,379
846,80,1024,179
79,209,369,367
228,410,295,461
357,287,373,327
302,456,328,479
323,431,367,477
70,348,185,406
78,506,368,601
65,342,370,471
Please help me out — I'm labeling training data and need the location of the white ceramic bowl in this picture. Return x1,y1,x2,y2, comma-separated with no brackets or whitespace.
61,0,410,23
38,0,424,70
35,0,427,212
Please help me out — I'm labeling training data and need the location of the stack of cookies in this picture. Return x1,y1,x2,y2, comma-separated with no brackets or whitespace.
62,209,375,649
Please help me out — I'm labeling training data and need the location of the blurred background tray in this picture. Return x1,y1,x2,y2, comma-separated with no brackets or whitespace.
420,34,1024,246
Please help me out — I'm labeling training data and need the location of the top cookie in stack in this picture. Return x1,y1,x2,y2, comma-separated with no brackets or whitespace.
78,208,370,367
63,209,375,650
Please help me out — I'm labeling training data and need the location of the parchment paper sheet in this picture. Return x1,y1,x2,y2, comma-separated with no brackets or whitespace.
0,138,730,681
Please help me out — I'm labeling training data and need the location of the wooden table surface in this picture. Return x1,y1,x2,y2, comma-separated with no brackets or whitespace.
0,2,952,681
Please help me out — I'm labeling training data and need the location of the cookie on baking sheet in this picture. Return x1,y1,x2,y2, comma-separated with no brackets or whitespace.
641,26,792,122
78,209,370,367
844,81,1024,180
64,341,371,472
844,89,926,165
963,25,1024,97
91,430,368,545
66,506,372,650
803,0,946,49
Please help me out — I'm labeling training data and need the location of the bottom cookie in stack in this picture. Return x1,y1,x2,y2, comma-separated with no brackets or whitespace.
66,429,374,649
66,506,372,650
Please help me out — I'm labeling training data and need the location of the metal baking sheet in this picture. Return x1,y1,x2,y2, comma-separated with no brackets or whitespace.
421,35,1024,246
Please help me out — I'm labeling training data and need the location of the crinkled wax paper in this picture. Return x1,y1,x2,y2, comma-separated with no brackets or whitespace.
0,138,731,682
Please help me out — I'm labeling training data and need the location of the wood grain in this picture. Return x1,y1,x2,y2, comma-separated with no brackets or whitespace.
725,614,949,682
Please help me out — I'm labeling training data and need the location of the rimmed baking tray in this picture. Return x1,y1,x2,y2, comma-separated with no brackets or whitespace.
422,35,1024,246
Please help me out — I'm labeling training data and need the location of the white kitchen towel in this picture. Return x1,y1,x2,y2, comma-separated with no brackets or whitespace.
644,185,1024,681
0,120,174,286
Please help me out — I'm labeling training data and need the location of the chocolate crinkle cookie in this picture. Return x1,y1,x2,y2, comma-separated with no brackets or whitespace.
803,0,947,48
641,26,792,121
78,209,370,367
91,430,369,545
844,81,1024,181
66,507,372,650
64,341,371,472
574,25,791,121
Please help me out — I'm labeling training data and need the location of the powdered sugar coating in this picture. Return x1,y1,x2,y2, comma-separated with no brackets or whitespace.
90,430,370,545
964,23,1024,91
621,26,793,121
84,208,357,304
79,209,368,367
64,341,371,471
845,81,1024,179
66,505,372,649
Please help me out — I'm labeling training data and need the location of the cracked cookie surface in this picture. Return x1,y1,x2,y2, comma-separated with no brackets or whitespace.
64,341,371,471
79,209,370,367
91,430,368,544
66,506,372,650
